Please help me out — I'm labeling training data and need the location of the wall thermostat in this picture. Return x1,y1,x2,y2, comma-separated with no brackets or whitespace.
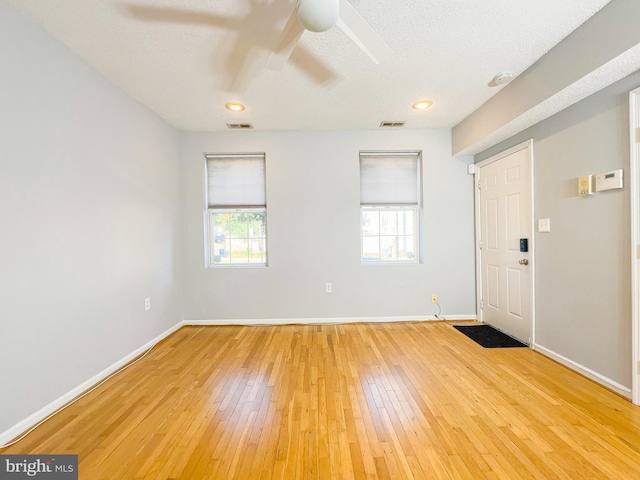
595,169,623,192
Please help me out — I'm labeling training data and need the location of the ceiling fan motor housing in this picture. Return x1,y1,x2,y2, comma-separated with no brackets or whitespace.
297,0,340,32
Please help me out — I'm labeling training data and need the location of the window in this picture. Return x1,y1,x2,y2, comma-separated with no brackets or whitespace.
206,154,267,266
360,152,421,263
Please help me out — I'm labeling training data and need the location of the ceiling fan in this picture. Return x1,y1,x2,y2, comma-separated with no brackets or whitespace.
267,0,392,71
123,0,390,91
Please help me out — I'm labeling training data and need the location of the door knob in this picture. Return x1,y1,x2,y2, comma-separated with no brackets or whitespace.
519,258,529,265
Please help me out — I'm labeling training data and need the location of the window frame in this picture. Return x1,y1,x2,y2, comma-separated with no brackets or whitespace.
207,207,268,268
360,205,419,264
204,153,267,268
359,151,422,265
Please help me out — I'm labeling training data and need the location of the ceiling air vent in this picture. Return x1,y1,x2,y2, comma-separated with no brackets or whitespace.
226,123,253,130
379,121,405,128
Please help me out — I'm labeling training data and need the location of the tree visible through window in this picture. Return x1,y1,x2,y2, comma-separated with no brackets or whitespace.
210,210,266,265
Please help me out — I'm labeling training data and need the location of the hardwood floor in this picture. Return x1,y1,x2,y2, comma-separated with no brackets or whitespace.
4,322,640,479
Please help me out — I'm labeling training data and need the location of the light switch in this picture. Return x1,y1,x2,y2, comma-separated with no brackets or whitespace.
538,218,551,233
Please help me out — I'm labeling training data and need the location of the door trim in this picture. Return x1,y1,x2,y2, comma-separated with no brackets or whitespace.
474,139,535,345
630,87,640,406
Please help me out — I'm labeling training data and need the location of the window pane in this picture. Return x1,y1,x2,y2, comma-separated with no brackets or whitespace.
230,238,249,263
380,236,398,261
227,213,248,238
212,241,231,265
249,238,266,264
397,236,415,261
362,236,380,261
247,213,266,238
214,213,230,237
362,210,379,236
212,214,229,265
380,210,397,235
398,209,414,235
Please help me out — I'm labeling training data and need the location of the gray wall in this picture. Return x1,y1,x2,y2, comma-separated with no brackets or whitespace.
181,130,476,321
476,70,640,388
0,2,183,435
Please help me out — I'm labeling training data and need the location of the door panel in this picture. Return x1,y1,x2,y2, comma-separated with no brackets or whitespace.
486,199,499,250
485,173,498,189
487,265,500,309
506,164,520,183
506,194,520,251
507,267,522,317
479,145,532,343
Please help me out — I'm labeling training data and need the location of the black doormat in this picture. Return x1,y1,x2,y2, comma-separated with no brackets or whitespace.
453,325,527,348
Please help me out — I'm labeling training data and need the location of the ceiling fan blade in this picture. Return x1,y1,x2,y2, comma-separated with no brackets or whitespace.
336,0,391,64
290,47,339,86
123,4,236,28
229,49,262,93
266,10,305,71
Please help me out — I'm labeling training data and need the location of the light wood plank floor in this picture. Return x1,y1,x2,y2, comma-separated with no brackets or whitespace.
4,322,640,479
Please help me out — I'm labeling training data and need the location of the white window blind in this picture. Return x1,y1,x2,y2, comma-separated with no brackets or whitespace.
360,153,419,205
207,155,266,207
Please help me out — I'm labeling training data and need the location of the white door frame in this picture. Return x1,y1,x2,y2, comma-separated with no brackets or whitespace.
630,88,640,406
474,139,535,345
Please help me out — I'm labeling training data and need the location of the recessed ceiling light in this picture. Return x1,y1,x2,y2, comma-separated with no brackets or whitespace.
412,99,433,110
225,102,245,112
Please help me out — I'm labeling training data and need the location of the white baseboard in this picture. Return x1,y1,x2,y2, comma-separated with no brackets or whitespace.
184,314,476,326
0,321,185,447
532,343,632,398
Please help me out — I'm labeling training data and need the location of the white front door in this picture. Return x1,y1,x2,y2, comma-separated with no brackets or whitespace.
478,142,533,343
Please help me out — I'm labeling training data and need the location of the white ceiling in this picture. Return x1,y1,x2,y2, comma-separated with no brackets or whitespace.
6,0,612,132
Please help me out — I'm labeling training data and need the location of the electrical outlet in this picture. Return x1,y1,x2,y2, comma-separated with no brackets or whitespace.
325,283,332,293
431,294,437,304
145,298,151,311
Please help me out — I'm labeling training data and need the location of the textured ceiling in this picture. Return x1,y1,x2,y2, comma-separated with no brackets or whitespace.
6,0,612,132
